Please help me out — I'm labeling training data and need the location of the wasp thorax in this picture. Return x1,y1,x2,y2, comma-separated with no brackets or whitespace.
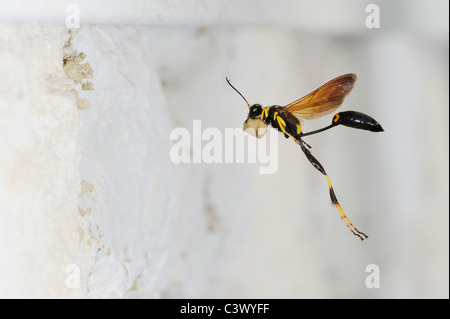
243,118,268,138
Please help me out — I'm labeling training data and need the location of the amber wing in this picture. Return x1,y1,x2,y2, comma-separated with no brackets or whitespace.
284,74,357,120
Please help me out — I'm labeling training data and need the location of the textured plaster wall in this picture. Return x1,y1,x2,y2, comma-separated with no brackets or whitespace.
0,0,448,299
0,24,94,298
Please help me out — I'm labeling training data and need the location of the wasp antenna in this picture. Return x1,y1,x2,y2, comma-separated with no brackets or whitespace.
226,77,251,109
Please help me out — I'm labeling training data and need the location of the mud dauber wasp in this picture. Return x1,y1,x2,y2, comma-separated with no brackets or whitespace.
227,74,383,241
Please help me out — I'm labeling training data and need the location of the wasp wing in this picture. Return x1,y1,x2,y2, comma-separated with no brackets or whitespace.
284,74,357,120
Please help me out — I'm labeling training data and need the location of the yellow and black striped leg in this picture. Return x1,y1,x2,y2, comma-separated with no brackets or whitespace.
325,174,368,241
273,116,368,240
299,142,368,241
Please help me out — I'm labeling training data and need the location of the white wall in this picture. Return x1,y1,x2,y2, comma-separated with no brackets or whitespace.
0,0,448,298
0,24,91,298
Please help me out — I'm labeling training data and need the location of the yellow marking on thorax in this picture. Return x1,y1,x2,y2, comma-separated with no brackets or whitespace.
296,124,302,135
276,115,286,129
270,109,287,130
261,106,270,120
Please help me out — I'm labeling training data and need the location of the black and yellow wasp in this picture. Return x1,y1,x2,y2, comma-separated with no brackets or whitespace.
226,74,383,241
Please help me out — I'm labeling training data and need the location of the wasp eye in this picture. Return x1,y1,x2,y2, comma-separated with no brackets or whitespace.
249,104,262,118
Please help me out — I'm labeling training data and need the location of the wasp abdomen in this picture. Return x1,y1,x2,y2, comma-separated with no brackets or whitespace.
333,111,383,132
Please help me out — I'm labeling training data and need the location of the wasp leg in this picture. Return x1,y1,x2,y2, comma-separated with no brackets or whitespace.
302,139,312,149
275,121,368,240
324,171,368,241
299,142,368,240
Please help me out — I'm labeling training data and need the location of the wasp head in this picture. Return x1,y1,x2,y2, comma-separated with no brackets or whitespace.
248,104,262,118
243,104,267,138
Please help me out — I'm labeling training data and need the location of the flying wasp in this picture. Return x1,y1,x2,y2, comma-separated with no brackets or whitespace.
226,74,383,241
